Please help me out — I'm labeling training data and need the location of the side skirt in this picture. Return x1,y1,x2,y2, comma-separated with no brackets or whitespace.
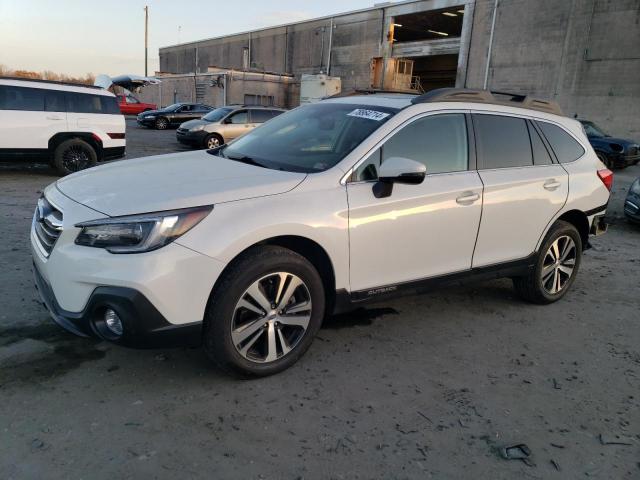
333,254,536,313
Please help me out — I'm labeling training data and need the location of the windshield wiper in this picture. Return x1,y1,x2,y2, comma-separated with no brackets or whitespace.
225,154,266,168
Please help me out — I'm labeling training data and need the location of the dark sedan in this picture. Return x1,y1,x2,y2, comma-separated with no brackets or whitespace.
624,177,640,224
579,120,640,169
137,102,213,130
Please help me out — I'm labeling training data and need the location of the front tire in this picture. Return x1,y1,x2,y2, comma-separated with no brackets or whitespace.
155,117,169,130
203,246,325,377
513,221,582,304
204,133,223,149
52,138,97,176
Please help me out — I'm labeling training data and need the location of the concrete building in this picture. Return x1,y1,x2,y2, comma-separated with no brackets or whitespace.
156,0,640,138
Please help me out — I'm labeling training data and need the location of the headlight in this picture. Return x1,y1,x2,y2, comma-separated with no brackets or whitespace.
190,124,205,132
631,179,640,195
75,206,212,253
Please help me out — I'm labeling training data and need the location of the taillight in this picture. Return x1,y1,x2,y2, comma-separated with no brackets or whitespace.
597,169,613,191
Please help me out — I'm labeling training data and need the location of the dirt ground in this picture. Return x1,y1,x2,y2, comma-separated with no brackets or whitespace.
1,119,639,479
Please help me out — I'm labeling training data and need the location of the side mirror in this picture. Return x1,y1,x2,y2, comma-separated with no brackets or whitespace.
373,157,426,198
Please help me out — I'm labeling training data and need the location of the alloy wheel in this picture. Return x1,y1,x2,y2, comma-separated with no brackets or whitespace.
231,272,312,363
156,118,168,129
541,235,576,294
207,136,220,149
62,145,90,172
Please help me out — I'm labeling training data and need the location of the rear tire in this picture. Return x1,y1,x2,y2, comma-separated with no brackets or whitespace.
52,138,97,176
203,246,325,377
513,221,582,304
155,117,169,130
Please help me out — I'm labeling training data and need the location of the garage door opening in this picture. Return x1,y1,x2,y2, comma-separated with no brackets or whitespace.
392,6,465,43
410,54,459,92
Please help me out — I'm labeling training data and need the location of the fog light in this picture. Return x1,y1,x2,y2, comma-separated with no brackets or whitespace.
104,309,123,336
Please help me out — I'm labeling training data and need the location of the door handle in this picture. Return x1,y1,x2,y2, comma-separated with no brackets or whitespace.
456,192,480,205
543,179,561,191
46,115,63,120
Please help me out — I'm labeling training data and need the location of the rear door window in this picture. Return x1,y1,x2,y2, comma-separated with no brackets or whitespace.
473,114,533,169
250,109,273,123
537,121,585,163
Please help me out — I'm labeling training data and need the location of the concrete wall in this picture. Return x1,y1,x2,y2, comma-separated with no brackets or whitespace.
159,0,640,139
465,0,640,139
136,73,294,109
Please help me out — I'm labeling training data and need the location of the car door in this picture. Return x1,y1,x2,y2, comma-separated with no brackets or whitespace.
223,110,251,140
346,112,484,292
172,104,193,124
471,113,569,267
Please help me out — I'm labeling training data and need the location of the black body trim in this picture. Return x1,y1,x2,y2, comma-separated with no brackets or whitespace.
335,254,536,308
33,263,201,348
103,146,126,160
584,202,608,217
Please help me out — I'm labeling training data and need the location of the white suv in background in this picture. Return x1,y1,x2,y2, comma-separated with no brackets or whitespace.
31,89,612,377
0,77,125,175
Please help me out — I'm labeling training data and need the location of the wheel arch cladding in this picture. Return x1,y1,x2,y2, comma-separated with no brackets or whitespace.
556,210,589,248
207,235,337,316
49,132,102,156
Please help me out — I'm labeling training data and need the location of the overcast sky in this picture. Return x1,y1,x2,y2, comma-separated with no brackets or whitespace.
0,0,387,77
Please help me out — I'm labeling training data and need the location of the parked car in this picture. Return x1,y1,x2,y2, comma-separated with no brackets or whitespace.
579,119,639,169
32,89,612,377
624,177,640,223
177,105,286,149
0,77,125,175
137,103,213,129
116,93,156,115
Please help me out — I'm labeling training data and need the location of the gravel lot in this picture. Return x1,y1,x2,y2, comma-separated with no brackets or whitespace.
1,118,639,479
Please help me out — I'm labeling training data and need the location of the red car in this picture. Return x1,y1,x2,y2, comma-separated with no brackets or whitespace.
117,94,156,115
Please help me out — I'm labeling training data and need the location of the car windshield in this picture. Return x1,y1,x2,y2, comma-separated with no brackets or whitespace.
203,107,233,122
209,102,398,173
581,121,608,137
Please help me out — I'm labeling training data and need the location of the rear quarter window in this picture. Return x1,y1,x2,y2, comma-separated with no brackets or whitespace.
66,92,120,114
537,121,585,163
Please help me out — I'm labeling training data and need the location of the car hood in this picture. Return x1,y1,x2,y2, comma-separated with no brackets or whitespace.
55,151,307,217
180,119,210,129
139,109,166,116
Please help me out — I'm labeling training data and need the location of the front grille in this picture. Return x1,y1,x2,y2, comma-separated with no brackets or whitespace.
32,197,63,257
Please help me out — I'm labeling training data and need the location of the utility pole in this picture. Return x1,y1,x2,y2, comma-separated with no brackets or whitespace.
144,6,149,76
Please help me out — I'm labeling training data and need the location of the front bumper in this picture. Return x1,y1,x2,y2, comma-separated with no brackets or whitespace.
176,128,207,146
604,152,639,168
136,116,157,127
31,185,227,347
624,196,640,223
33,263,202,348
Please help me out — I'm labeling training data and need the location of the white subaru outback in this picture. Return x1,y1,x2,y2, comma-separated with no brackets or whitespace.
31,89,612,377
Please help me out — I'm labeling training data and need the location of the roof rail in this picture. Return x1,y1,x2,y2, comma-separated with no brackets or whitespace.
411,88,563,115
329,88,418,98
0,76,103,90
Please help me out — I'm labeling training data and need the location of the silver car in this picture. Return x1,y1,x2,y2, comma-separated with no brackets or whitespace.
176,105,285,149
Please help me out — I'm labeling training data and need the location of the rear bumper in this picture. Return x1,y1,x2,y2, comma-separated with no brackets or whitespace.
33,263,202,348
102,146,125,161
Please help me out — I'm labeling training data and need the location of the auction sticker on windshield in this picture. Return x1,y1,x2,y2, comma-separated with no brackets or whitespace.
347,109,391,121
